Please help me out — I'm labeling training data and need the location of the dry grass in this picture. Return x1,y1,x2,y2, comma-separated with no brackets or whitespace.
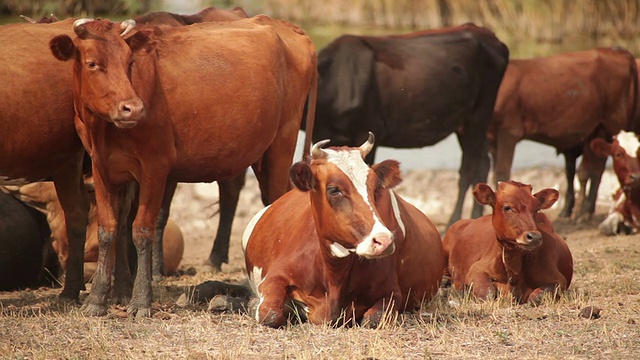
2,167,640,359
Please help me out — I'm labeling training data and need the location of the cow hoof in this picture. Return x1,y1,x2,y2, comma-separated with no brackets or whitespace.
112,291,132,306
58,291,80,304
80,303,108,316
127,305,151,317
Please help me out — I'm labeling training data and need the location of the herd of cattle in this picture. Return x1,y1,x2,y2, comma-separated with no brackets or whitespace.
1,6,639,327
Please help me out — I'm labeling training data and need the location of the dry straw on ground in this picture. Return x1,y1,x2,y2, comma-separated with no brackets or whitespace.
1,166,639,359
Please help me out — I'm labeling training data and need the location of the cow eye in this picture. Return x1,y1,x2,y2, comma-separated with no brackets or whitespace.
327,186,343,198
86,60,98,70
503,205,513,212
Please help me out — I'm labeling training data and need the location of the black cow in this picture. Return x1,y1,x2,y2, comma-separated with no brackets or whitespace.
306,23,509,226
0,191,59,291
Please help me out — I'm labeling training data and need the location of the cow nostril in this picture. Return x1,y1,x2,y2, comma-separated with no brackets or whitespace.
526,231,542,242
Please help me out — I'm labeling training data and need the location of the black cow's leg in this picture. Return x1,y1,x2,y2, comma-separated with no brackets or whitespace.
152,181,177,280
208,172,246,271
578,142,607,222
449,129,491,227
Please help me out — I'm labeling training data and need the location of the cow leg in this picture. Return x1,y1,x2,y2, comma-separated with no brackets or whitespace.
559,148,580,218
253,127,299,205
361,293,402,329
152,181,177,281
467,266,497,300
81,173,123,316
207,172,246,271
576,144,607,222
449,130,491,226
252,278,288,328
111,183,137,305
491,133,517,185
52,150,89,303
128,178,167,317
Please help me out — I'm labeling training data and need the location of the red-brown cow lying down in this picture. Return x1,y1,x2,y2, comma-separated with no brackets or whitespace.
443,181,573,304
242,134,445,328
591,131,640,235
2,181,184,282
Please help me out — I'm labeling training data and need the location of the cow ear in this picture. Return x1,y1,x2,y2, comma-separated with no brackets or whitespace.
534,188,559,209
473,183,496,207
372,160,402,189
125,30,153,55
590,138,613,157
290,161,314,192
50,35,75,61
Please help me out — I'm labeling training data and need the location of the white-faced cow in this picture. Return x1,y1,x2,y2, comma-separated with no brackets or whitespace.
306,23,509,227
591,131,640,235
489,48,638,222
443,181,573,305
50,17,317,316
243,134,445,328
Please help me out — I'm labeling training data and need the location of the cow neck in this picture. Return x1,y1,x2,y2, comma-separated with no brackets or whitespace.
498,240,524,284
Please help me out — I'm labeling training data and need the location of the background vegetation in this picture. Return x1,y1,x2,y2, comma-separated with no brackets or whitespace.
2,0,639,42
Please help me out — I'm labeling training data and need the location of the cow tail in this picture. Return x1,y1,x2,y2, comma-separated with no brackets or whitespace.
627,51,639,132
302,63,318,160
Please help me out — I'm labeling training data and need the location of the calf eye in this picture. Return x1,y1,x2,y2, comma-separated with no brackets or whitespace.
86,61,98,70
503,205,512,212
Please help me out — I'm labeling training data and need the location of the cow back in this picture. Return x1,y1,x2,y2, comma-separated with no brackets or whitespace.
122,17,315,183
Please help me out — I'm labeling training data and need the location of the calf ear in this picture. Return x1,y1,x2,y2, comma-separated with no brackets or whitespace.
290,161,314,192
50,35,75,61
473,183,496,207
534,188,559,209
372,160,402,189
590,138,613,157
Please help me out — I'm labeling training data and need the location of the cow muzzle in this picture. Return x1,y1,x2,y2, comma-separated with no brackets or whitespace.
112,98,145,128
517,230,542,250
356,231,395,259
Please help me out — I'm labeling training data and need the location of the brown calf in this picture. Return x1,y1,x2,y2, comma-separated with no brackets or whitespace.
443,181,573,304
591,131,640,235
243,134,444,328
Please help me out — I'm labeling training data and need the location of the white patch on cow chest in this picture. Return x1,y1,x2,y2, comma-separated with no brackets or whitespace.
617,131,640,158
241,205,271,254
389,189,405,237
0,176,33,186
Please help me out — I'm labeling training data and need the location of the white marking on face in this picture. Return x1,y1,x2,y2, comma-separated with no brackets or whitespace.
241,205,271,254
0,176,33,186
616,131,640,158
324,148,393,256
389,189,405,237
330,242,353,258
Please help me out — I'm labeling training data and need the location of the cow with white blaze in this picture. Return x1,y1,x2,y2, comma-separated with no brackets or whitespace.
591,131,640,235
242,133,445,328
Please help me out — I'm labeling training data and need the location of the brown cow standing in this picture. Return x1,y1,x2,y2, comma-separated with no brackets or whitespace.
443,181,573,304
0,18,88,302
243,134,444,328
591,131,640,235
50,17,317,316
489,48,638,222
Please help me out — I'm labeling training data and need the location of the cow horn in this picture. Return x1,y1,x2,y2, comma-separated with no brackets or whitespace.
19,15,36,23
73,18,94,29
358,132,375,158
120,19,136,37
311,139,331,159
